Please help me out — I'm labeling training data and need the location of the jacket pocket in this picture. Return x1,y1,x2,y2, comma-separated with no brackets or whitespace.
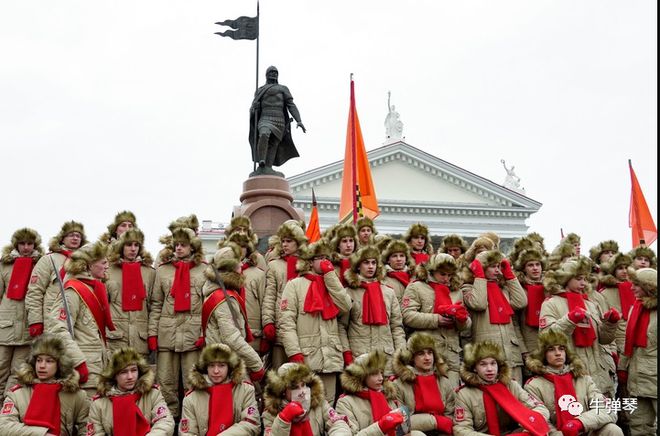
0,316,15,342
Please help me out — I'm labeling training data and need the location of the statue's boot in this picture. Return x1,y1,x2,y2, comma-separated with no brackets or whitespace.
263,145,284,177
257,137,268,168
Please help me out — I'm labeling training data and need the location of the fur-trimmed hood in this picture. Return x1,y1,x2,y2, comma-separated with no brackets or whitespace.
460,341,511,387
224,216,259,245
101,210,137,242
514,248,546,273
159,227,205,266
598,253,633,287
329,224,357,254
204,246,244,291
16,334,80,393
340,351,397,400
439,234,468,255
344,245,385,288
381,240,414,269
415,253,461,290
48,221,87,253
628,245,657,269
188,344,246,390
589,240,619,264
107,228,153,267
168,214,199,233
403,223,434,255
508,236,536,269
296,240,333,274
460,250,505,286
97,347,154,396
65,241,109,276
546,242,577,272
1,228,44,264
269,221,308,260
630,268,657,309
463,236,496,264
543,256,593,295
355,217,377,235
392,333,448,383
264,363,325,415
525,330,587,378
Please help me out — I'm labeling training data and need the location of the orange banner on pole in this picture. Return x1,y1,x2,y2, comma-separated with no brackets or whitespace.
305,189,321,243
628,160,657,247
339,77,379,223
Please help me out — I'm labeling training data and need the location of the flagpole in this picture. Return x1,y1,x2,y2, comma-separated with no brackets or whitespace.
350,74,358,224
629,159,645,245
252,0,260,173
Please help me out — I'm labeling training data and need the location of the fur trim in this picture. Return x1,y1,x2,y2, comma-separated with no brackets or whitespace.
355,217,377,234
162,227,204,265
321,223,341,242
296,240,333,274
392,333,448,382
460,341,511,387
2,228,44,264
97,347,154,396
345,245,384,287
598,253,633,287
381,240,414,268
628,245,657,269
340,350,397,400
225,232,256,256
546,242,577,272
374,234,393,253
329,224,357,253
561,233,581,246
476,250,504,267
479,232,500,250
264,363,324,415
543,256,593,294
526,331,587,377
204,246,244,289
527,232,548,256
188,344,245,389
508,237,535,268
106,210,137,237
403,223,434,255
225,216,252,236
464,237,495,263
514,248,546,272
415,253,461,290
65,241,109,276
16,334,79,392
275,221,308,252
107,228,153,266
168,214,199,233
48,221,87,253
439,234,468,255
589,240,620,264
630,268,657,297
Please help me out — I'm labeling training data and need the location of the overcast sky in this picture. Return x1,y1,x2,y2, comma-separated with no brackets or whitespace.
1,1,656,257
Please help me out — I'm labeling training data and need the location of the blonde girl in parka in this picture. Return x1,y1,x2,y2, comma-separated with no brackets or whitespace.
617,268,657,436
105,228,155,358
539,256,619,398
392,333,455,435
0,228,43,400
88,347,174,435
381,240,415,305
335,350,421,436
454,341,550,436
179,343,260,436
0,334,89,435
401,253,470,387
263,362,351,436
525,331,622,436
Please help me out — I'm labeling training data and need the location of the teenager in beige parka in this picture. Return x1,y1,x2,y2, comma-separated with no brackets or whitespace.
180,343,260,436
98,210,137,245
0,228,43,400
438,234,468,260
355,217,377,249
330,224,358,288
403,223,434,267
88,347,174,435
222,215,269,271
381,240,415,305
627,245,656,270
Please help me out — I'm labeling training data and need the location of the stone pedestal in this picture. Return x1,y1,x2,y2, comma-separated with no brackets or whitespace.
233,175,304,245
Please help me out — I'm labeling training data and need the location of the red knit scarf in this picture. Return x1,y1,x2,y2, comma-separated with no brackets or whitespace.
171,261,192,312
6,257,34,300
208,383,234,434
240,261,250,272
290,418,313,436
413,374,444,414
543,372,577,432
361,281,388,325
624,300,651,357
616,281,635,321
78,278,116,333
479,382,549,436
558,292,596,347
429,282,453,314
24,383,62,435
412,252,429,265
339,258,351,286
356,390,394,436
387,270,410,287
121,262,146,311
110,393,150,436
284,255,299,281
303,274,339,320
487,281,514,324
57,250,73,280
525,283,545,327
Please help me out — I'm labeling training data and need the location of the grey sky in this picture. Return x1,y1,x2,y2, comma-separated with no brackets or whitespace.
1,1,656,256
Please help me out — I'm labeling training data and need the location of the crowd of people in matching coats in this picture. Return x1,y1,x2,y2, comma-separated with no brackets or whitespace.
0,210,656,435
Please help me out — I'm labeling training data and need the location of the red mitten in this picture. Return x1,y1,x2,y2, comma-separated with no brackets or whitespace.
603,308,621,323
567,307,587,324
469,259,485,279
500,258,516,280
435,305,452,316
29,323,44,337
249,368,265,382
435,415,454,434
453,306,469,323
562,419,583,436
76,362,89,384
279,401,306,423
319,259,335,274
148,336,158,351
289,353,305,363
263,323,277,342
343,351,354,366
377,411,404,433
194,337,205,349
617,370,628,384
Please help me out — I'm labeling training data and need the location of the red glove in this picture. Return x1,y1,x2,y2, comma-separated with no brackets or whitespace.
249,368,265,382
289,353,305,363
194,337,205,349
279,401,306,423
319,259,335,274
500,259,516,280
263,323,277,342
603,308,621,323
343,351,354,366
29,323,44,337
469,259,485,279
259,338,271,354
453,305,469,323
611,352,620,367
617,370,628,384
377,411,404,433
148,336,158,351
567,307,587,324
76,362,89,384
562,419,584,436
435,305,452,316
435,414,454,434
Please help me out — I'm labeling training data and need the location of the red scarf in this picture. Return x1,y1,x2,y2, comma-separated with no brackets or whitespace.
486,281,514,324
284,255,299,281
110,393,150,436
6,257,34,300
24,383,62,435
339,258,351,286
67,279,116,341
525,283,545,327
429,282,453,314
361,281,388,325
57,250,73,280
558,292,596,347
413,374,444,415
240,261,250,272
303,274,339,320
480,382,549,436
202,289,254,342
171,261,192,312
387,270,410,287
290,420,313,436
543,373,577,432
356,390,394,436
208,383,234,434
412,252,429,265
121,262,147,311
616,281,635,321
624,300,651,357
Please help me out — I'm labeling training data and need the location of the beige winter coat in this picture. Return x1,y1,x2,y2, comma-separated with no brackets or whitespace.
242,263,266,350
597,278,631,356
25,251,69,326
0,250,40,346
262,257,290,345
516,276,546,354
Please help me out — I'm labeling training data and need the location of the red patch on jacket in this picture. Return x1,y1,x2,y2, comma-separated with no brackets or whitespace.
1,401,14,415
454,407,465,421
264,428,272,436
179,418,189,433
402,297,410,308
85,422,94,436
30,275,38,284
58,308,67,320
280,299,288,311
539,316,547,328
247,406,257,416
153,405,168,422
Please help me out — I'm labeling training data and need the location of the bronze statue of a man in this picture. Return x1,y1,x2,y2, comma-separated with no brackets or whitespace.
249,66,306,177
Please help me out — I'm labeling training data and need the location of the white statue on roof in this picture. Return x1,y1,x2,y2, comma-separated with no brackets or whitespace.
385,91,404,142
501,159,526,194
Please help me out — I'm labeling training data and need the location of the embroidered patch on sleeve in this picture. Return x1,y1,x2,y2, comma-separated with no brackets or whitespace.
264,428,272,436
30,275,39,284
153,405,168,423
247,406,257,416
402,297,410,308
454,407,465,422
85,422,94,436
179,418,189,433
280,299,288,311
59,308,67,321
539,316,547,328
1,401,14,415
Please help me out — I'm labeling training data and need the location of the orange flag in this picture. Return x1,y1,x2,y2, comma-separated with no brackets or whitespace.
339,77,380,223
305,189,321,243
629,160,657,247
